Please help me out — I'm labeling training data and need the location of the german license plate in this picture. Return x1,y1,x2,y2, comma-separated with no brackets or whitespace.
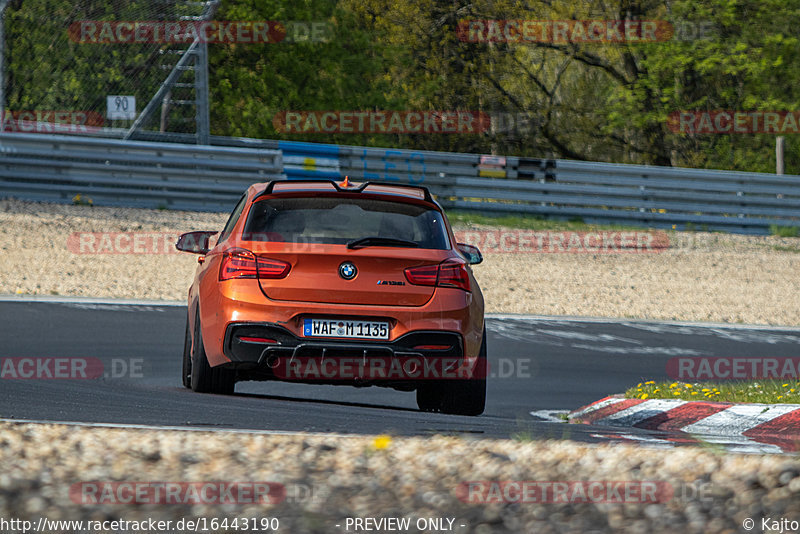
303,318,389,340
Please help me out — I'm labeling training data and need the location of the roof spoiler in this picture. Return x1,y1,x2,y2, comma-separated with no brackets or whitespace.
257,179,434,204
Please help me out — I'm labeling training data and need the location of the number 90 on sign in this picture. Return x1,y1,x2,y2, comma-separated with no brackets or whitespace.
106,95,136,120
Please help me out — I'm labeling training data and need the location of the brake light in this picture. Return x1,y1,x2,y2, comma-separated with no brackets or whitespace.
257,257,292,279
413,345,452,350
219,248,291,281
403,264,439,286
437,260,471,291
404,260,470,291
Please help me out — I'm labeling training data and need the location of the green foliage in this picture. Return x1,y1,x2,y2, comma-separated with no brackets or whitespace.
628,380,800,403
445,210,643,232
6,1,205,133
6,0,800,173
769,224,800,237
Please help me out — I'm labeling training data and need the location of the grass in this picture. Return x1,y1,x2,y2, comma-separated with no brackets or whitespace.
771,244,800,253
445,211,644,232
769,224,799,238
626,380,800,403
445,211,799,238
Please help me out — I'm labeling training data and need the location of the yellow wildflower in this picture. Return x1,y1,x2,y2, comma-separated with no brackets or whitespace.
372,435,392,450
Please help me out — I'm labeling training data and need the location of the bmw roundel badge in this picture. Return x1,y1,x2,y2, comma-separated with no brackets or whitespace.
339,262,357,280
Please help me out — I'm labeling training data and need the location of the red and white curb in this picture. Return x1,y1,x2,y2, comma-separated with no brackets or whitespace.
569,396,800,453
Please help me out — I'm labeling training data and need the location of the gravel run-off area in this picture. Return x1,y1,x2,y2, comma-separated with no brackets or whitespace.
1,422,799,533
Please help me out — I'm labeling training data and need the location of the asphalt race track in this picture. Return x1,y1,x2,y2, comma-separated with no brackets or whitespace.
2,299,800,448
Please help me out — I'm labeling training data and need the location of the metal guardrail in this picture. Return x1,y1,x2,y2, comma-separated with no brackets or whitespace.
0,131,798,234
277,141,800,234
281,141,340,179
278,141,520,199
456,159,800,233
0,133,283,211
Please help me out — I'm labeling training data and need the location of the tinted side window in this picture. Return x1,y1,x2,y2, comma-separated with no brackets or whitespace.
218,194,248,242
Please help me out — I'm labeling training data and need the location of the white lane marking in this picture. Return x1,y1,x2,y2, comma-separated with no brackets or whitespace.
0,295,184,306
569,397,627,419
534,329,642,344
0,418,356,438
529,410,570,423
571,344,706,356
597,400,688,427
682,404,800,436
690,434,785,454
590,432,786,454
591,433,676,449
486,313,800,332
65,303,169,312
621,322,800,345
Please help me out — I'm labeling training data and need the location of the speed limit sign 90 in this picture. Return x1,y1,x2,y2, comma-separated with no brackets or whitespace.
106,95,136,120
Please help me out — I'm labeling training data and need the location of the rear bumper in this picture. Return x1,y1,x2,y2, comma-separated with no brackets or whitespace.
222,323,468,387
197,277,484,368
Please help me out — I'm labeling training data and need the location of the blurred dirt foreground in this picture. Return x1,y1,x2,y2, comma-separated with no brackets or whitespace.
0,422,799,533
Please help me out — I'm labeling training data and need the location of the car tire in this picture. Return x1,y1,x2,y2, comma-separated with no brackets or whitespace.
181,317,192,388
190,313,236,395
440,327,487,416
416,383,443,412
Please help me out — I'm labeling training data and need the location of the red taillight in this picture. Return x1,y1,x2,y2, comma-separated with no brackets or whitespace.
238,337,278,344
404,260,470,291
437,260,470,291
219,248,291,281
413,344,452,351
403,264,439,286
256,257,292,279
220,249,257,280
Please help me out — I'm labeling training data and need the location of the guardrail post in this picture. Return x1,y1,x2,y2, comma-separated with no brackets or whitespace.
0,0,9,120
195,40,210,145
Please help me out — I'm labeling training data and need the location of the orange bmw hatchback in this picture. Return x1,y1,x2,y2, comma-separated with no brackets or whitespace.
176,179,486,415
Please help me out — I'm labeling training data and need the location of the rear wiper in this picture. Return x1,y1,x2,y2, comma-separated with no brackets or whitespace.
347,236,420,249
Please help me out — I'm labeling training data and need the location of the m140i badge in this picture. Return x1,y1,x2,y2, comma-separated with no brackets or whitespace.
339,262,357,280
377,280,405,286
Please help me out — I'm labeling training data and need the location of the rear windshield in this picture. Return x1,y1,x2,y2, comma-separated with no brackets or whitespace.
242,196,450,250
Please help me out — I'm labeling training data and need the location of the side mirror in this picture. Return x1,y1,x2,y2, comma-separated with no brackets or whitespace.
457,243,483,265
176,231,218,254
